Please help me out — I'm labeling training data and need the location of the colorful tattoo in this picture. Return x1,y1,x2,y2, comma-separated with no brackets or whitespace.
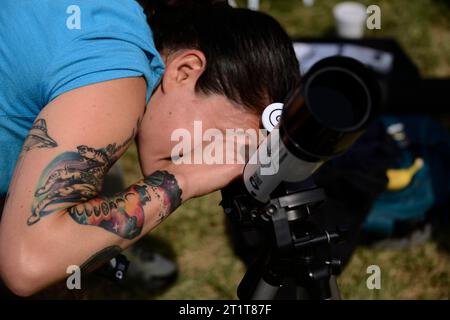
68,183,150,239
27,117,182,239
30,141,182,239
68,171,182,239
28,130,134,225
144,170,183,222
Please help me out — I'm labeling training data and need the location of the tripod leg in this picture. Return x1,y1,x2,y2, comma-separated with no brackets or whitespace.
238,258,281,300
329,276,341,300
251,278,280,300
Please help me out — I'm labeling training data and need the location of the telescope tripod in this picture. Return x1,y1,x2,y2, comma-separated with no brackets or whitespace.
222,182,347,300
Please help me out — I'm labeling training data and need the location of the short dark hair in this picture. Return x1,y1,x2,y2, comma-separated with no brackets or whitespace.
138,0,301,113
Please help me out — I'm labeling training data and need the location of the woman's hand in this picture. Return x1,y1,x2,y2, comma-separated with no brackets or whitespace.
156,160,244,201
144,136,250,201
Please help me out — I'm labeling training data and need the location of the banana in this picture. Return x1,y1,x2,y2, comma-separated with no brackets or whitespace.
386,158,424,191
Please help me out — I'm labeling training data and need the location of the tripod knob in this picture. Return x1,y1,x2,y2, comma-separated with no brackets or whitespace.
266,205,277,215
327,259,342,275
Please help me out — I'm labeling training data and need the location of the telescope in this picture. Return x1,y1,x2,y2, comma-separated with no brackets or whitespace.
244,56,380,203
221,56,381,300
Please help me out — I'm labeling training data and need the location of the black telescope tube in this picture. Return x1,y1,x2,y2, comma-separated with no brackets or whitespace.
281,56,381,162
240,56,381,203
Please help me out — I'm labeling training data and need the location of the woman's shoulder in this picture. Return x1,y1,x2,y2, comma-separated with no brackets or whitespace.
6,0,163,106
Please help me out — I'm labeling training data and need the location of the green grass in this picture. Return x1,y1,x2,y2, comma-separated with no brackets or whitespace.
239,0,450,77
88,0,450,300
338,242,450,299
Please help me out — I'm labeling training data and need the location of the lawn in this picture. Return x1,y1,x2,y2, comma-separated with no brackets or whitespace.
108,0,450,300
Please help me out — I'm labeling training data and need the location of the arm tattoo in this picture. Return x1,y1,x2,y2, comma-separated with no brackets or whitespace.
28,129,135,226
143,170,183,222
23,119,58,152
68,171,182,239
68,182,150,239
6,119,57,212
28,125,182,239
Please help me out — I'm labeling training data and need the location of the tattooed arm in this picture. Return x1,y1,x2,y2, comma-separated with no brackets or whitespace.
0,78,189,296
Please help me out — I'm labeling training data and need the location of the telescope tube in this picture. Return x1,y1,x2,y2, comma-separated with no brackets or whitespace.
243,56,380,202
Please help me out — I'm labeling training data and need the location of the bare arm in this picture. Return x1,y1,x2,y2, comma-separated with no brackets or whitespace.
0,78,188,296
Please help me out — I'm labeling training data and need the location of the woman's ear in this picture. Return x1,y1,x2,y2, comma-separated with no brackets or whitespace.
161,50,206,92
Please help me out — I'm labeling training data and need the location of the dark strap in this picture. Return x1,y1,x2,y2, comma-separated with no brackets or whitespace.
0,196,5,220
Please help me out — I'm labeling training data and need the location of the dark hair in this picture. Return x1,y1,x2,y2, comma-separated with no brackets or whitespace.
138,0,301,113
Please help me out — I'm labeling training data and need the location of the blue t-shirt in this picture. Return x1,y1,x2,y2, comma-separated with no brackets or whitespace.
0,0,165,196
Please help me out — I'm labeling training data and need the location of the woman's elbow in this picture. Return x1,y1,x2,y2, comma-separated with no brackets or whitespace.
0,245,49,297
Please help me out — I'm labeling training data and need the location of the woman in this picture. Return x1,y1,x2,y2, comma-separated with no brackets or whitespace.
0,0,300,296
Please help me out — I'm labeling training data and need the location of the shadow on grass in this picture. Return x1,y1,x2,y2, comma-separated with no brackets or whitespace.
79,235,178,300
434,0,450,8
431,207,450,254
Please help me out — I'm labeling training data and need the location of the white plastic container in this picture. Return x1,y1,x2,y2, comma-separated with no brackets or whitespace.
303,0,315,7
333,2,367,39
248,0,260,11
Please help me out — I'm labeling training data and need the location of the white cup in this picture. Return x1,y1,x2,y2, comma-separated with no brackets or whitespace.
247,0,260,11
333,2,367,39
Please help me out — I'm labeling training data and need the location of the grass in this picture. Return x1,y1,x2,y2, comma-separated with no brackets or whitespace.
89,0,450,300
338,242,450,299
239,0,450,77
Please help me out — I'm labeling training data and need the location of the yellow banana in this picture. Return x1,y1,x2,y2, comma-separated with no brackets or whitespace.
386,158,424,191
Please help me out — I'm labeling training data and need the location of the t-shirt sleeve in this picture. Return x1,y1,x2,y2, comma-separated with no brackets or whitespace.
43,2,165,105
